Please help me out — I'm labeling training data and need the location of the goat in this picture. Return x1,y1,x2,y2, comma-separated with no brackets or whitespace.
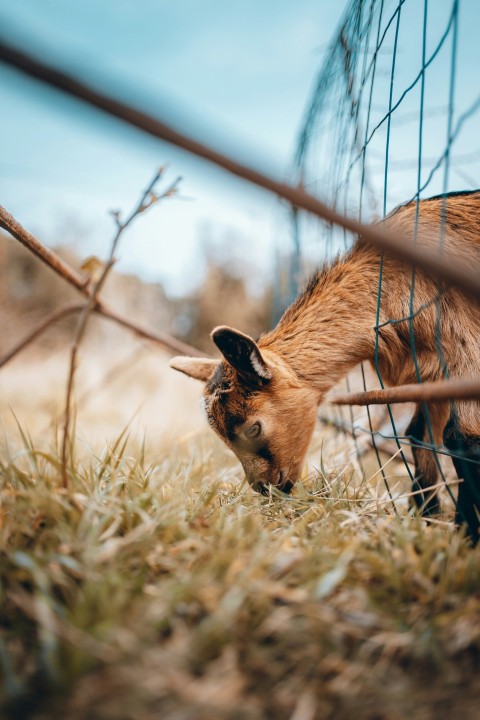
171,190,480,544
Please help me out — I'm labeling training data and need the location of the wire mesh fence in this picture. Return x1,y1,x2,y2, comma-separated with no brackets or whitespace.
291,0,480,526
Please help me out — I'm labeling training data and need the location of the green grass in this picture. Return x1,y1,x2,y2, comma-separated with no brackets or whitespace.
1,427,479,720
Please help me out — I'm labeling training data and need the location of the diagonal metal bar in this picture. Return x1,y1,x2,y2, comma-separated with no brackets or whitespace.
1,40,480,301
331,376,480,406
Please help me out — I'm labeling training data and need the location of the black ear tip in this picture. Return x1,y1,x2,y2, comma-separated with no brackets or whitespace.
210,326,271,382
211,325,230,341
211,326,233,352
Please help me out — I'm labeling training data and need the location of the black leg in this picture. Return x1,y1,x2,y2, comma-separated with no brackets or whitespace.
406,405,441,516
443,417,480,546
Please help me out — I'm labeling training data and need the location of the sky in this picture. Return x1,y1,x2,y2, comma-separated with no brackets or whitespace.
0,0,345,294
0,1,478,296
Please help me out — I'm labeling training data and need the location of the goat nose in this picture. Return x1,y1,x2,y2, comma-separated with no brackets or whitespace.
278,469,294,494
245,470,294,496
245,471,264,493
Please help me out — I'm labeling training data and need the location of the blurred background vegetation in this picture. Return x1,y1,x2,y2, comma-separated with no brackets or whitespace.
0,228,273,356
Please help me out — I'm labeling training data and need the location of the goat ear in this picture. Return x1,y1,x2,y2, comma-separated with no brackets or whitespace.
211,326,272,382
169,356,219,382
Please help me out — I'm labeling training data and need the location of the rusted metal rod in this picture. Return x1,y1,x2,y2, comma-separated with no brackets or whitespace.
1,41,480,301
331,377,480,406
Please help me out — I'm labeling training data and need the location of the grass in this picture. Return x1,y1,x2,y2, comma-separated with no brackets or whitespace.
1,424,479,720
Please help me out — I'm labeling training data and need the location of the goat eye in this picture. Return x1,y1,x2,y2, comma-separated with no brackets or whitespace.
245,421,262,439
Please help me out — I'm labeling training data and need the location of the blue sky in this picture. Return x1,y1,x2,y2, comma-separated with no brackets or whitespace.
0,0,345,293
0,1,478,295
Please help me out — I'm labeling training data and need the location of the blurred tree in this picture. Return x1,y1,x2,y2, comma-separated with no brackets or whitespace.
0,228,272,357
171,234,272,353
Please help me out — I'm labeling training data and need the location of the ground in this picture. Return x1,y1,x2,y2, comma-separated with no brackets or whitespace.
0,346,479,719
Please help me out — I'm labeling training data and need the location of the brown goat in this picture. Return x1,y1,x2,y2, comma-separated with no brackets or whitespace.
171,190,480,544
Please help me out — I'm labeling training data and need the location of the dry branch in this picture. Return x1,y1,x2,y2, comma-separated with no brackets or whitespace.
60,169,182,486
0,303,84,368
331,376,480,406
0,174,206,486
0,205,205,364
97,305,205,357
0,300,204,371
2,41,480,301
0,203,89,294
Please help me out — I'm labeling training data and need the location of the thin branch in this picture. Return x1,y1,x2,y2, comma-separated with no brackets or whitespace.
0,203,89,294
331,376,480,406
0,298,205,372
0,303,84,368
2,41,480,301
60,170,182,487
0,204,205,362
97,304,206,357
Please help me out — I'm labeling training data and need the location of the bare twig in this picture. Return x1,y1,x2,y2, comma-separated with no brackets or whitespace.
2,41,480,301
0,303,84,368
331,376,480,406
97,304,206,357
60,169,181,487
0,298,205,371
0,204,205,365
0,203,89,294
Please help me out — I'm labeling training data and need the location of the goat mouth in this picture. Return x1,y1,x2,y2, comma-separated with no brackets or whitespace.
278,470,294,494
279,478,294,494
255,472,294,496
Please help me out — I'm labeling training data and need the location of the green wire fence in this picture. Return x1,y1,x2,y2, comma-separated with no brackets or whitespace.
292,0,480,516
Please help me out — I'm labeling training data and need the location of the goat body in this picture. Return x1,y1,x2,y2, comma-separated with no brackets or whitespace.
171,191,480,544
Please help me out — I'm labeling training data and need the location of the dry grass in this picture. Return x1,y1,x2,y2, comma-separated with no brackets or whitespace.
0,352,479,720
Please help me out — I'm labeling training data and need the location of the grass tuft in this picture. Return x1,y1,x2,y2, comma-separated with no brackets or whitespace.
0,425,479,719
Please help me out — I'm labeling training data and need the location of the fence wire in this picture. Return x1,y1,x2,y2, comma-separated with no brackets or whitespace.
291,0,480,515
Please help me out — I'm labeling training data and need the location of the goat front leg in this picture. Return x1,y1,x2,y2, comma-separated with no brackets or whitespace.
407,405,440,515
406,402,448,516
443,416,480,546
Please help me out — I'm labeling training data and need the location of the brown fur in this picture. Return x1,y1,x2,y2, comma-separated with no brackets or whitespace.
171,191,480,538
